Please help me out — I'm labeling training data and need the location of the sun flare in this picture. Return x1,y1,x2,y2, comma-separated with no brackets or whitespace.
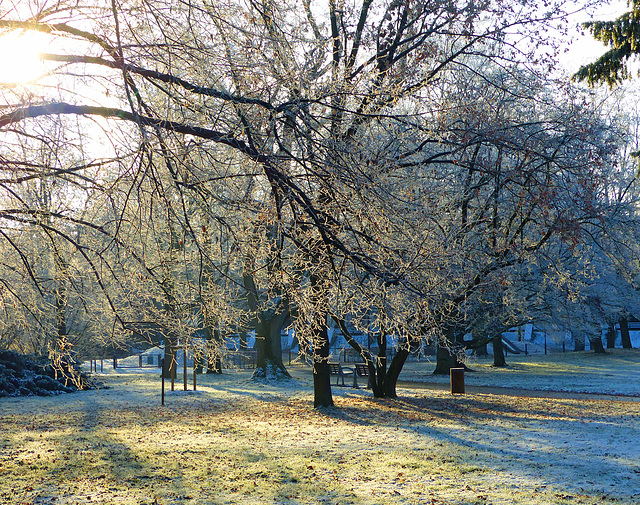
0,30,47,84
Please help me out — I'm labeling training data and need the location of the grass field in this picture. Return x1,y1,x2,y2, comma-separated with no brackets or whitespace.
399,348,640,396
1,350,639,505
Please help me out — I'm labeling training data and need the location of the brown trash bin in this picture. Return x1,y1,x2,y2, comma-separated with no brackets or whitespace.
450,367,465,394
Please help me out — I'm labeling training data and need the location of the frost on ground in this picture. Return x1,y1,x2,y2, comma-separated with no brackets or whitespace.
0,351,639,505
401,348,640,397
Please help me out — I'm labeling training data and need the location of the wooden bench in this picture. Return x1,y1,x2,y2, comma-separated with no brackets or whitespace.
328,363,354,387
353,363,371,389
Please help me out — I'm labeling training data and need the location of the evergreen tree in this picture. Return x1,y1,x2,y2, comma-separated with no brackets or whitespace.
574,2,640,87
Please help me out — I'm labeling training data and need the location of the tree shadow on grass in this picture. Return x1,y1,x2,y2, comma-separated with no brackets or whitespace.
319,392,640,502
4,396,197,505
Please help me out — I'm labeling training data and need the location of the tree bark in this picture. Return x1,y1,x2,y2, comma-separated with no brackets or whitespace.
433,345,464,374
194,352,204,374
606,324,617,349
375,332,387,394
433,326,466,374
252,311,291,379
243,264,291,380
492,334,507,367
204,326,223,374
312,317,333,408
588,333,607,354
382,348,410,398
620,318,633,349
476,341,489,356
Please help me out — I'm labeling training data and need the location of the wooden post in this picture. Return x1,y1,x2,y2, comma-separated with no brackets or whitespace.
193,355,197,391
171,349,175,391
100,359,103,373
161,358,165,406
113,355,117,370
450,367,465,394
183,348,188,391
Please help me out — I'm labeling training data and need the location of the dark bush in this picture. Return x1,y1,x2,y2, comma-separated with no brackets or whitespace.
0,349,96,397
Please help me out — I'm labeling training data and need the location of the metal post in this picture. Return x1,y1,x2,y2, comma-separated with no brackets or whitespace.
544,332,547,355
100,359,103,373
525,344,528,356
113,355,117,370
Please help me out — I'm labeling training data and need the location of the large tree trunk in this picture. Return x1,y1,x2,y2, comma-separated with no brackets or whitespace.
252,312,291,380
243,265,291,381
375,332,387,394
433,345,464,374
620,318,633,349
492,334,507,367
382,347,412,398
574,334,585,351
204,326,223,374
588,333,606,354
312,320,333,408
433,326,466,374
606,324,617,349
332,316,415,399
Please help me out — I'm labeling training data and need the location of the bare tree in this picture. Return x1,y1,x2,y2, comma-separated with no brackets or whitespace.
0,0,616,405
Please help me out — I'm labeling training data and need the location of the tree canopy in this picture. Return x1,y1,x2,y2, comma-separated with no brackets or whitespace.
0,0,638,407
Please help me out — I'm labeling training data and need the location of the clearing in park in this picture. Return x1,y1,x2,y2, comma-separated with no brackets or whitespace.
1,350,639,505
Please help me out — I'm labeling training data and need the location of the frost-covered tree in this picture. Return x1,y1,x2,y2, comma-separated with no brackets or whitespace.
0,0,616,406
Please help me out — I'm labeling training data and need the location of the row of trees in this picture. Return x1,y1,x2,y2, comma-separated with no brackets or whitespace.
1,0,639,407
